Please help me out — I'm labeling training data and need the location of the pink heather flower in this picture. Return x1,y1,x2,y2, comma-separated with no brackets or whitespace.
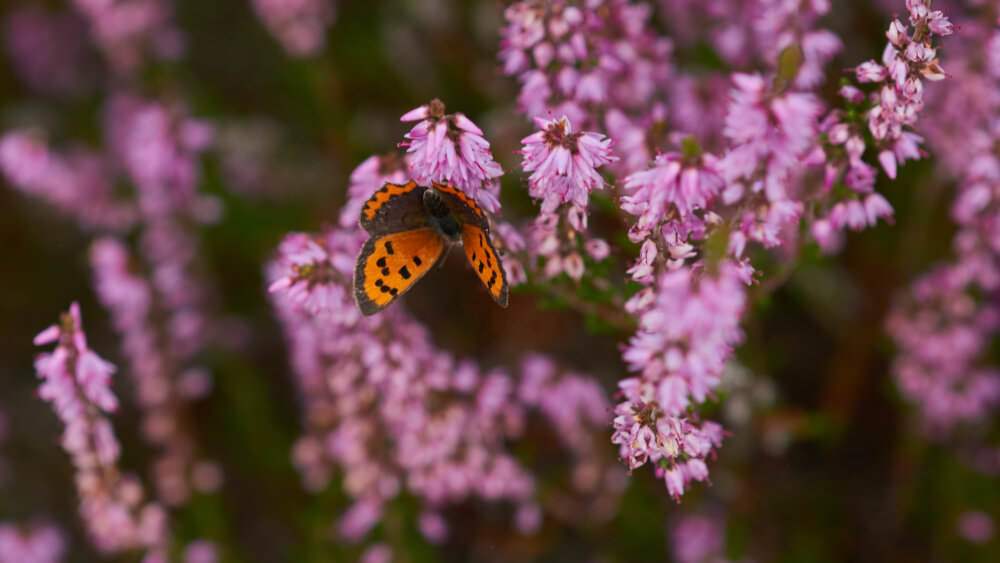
0,132,136,231
671,515,725,563
35,303,119,422
268,230,363,320
0,523,65,563
957,511,994,545
623,262,747,412
34,304,169,555
338,499,382,543
91,232,217,507
2,6,98,97
887,263,1000,431
418,512,449,543
401,99,503,212
182,540,218,563
520,115,616,217
252,0,336,57
796,30,844,90
500,0,673,130
270,224,622,543
69,0,183,71
613,262,743,499
359,544,392,563
856,60,888,82
622,151,724,242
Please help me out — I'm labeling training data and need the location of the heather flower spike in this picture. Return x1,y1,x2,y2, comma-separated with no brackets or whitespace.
520,115,617,216
401,98,504,212
34,303,169,557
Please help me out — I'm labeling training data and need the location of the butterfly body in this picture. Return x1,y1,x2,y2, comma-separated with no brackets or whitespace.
354,181,508,315
422,188,463,241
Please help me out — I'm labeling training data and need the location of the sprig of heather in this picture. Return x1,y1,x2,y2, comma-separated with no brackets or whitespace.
87,94,227,507
90,238,223,506
33,304,169,557
500,0,673,132
886,16,1000,434
267,227,622,545
69,0,183,72
252,0,336,57
2,6,99,98
400,99,504,212
614,262,743,500
656,0,841,87
812,0,952,251
2,94,225,507
670,513,726,563
0,522,65,563
0,132,136,231
516,115,617,280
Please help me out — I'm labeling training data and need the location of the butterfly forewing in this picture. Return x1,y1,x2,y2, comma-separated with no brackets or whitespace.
354,228,446,315
461,224,509,307
359,180,429,235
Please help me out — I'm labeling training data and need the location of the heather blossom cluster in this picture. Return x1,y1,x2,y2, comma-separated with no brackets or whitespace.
887,15,1000,434
400,98,504,212
33,304,169,557
499,0,953,500
518,115,617,281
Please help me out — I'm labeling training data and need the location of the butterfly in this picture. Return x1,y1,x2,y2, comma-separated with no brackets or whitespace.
353,180,509,315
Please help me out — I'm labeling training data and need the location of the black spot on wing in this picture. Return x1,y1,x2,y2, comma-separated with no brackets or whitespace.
399,266,411,279
381,267,390,276
413,256,422,266
488,271,497,289
384,241,394,255
478,262,484,274
376,257,386,268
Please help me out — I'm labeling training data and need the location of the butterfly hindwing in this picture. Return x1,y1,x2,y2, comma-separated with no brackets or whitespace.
354,227,446,315
432,182,489,231
360,180,429,235
462,223,508,307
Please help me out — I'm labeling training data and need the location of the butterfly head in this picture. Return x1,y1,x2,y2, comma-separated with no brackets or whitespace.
423,188,462,242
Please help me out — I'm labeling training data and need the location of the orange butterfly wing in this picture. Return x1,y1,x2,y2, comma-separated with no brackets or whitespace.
359,180,428,235
354,228,445,315
462,223,508,307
